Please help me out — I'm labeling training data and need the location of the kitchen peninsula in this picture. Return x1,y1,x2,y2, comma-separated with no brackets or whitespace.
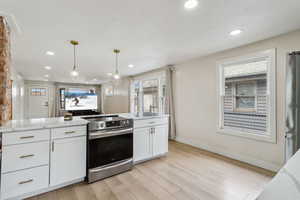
0,113,169,200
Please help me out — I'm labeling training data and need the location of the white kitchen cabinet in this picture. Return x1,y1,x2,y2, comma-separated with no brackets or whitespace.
133,118,168,163
134,127,152,162
2,141,49,173
1,130,50,200
1,166,49,200
50,135,86,187
152,125,168,157
0,120,88,200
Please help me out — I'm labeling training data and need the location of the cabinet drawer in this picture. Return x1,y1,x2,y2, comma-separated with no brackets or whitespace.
3,129,50,146
2,141,49,173
134,117,168,129
1,166,49,200
51,125,87,139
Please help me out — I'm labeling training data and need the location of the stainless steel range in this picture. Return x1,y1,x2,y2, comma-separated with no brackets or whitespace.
83,115,133,183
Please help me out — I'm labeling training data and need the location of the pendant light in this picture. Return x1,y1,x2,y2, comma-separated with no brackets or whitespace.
113,49,121,80
70,40,79,77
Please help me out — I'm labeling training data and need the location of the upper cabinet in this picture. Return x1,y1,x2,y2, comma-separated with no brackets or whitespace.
130,71,167,115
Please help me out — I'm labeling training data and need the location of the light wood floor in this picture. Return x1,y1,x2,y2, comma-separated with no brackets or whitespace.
28,141,275,200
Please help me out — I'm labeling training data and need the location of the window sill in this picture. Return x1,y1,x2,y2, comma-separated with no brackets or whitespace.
217,128,276,143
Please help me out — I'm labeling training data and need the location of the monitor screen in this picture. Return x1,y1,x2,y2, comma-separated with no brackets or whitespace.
65,88,98,111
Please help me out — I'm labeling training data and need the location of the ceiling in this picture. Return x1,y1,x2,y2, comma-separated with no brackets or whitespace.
1,0,300,84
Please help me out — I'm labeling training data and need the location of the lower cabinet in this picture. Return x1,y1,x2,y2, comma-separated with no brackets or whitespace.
134,127,152,162
134,122,168,163
50,136,86,187
1,166,49,200
0,125,87,200
153,125,168,157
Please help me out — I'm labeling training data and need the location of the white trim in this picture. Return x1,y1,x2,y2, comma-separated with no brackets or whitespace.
216,49,277,143
175,136,281,172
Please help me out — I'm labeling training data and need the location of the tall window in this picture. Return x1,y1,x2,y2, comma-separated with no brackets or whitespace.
130,72,166,115
59,88,65,109
217,49,276,142
142,79,159,113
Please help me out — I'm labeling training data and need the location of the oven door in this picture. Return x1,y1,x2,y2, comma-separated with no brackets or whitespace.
88,128,133,169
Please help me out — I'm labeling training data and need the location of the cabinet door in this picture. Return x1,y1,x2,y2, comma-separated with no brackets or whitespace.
153,125,168,157
133,127,152,162
50,136,86,186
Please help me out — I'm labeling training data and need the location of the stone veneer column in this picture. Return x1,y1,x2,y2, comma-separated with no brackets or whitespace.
0,16,12,125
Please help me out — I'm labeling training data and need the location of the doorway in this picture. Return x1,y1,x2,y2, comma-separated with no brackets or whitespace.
27,86,49,119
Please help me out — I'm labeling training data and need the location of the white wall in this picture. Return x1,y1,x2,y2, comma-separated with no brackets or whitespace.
11,67,25,120
101,78,130,114
173,30,300,171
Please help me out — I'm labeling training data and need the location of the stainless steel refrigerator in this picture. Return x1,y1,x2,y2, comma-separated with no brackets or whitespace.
285,51,300,162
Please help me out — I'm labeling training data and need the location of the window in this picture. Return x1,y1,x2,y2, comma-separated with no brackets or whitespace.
59,88,65,109
130,71,166,115
142,79,159,113
30,88,46,96
235,81,256,112
217,49,276,142
104,86,114,97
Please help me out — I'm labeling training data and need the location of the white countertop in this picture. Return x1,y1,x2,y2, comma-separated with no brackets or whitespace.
0,113,169,133
257,149,300,200
0,117,89,133
119,113,169,120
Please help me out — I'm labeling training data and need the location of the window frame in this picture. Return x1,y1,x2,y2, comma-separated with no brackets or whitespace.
216,49,276,143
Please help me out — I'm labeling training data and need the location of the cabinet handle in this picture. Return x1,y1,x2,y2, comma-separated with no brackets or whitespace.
52,141,54,152
149,122,155,124
19,179,33,185
20,136,34,139
20,154,34,159
64,131,76,134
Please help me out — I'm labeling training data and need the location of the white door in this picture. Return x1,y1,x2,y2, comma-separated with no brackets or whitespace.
153,125,168,157
133,127,152,162
50,136,86,187
28,87,49,119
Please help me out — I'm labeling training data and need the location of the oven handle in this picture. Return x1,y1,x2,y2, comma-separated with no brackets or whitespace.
89,159,133,173
89,128,133,140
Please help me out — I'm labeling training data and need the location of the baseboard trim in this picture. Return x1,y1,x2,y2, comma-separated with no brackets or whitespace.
175,136,281,172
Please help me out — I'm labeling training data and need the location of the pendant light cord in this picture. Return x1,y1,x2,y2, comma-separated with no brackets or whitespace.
73,44,77,70
115,51,119,73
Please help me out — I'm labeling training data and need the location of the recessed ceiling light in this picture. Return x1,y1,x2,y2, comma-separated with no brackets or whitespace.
44,74,49,78
107,73,113,76
230,29,242,36
184,0,198,9
93,78,97,81
128,64,134,68
46,51,55,56
44,66,52,70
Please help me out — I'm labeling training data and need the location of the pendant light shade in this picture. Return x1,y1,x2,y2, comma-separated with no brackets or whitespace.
70,40,79,77
113,49,121,80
